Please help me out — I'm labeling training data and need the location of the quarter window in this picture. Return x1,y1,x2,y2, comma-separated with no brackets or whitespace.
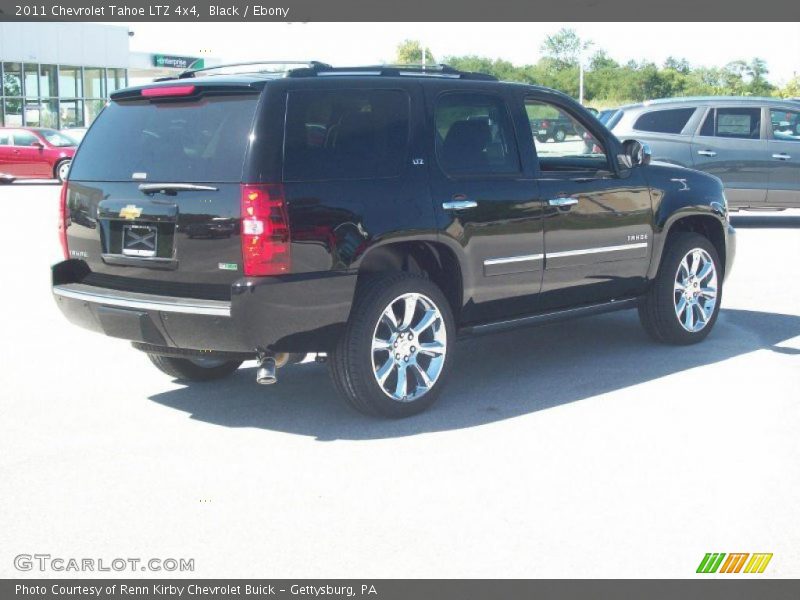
435,93,520,176
633,108,695,134
283,89,410,181
699,107,762,140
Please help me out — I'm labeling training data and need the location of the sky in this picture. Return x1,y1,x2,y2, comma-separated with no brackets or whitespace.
125,22,800,85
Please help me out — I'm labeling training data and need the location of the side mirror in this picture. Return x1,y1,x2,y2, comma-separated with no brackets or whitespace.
31,140,44,149
621,139,652,168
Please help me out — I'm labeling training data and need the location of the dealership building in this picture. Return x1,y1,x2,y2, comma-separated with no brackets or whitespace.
0,22,218,129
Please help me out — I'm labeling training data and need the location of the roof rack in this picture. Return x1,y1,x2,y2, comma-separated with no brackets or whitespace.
171,61,333,80
287,63,497,81
157,61,498,82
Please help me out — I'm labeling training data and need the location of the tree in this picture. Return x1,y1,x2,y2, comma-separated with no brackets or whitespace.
396,40,435,65
778,75,800,98
540,28,590,69
663,57,691,75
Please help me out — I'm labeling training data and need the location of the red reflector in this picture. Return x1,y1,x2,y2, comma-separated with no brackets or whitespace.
240,184,291,276
58,182,69,260
141,85,196,98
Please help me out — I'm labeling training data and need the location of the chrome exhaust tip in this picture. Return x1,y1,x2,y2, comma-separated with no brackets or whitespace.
256,356,277,385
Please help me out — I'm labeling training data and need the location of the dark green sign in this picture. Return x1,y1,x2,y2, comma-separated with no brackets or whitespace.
152,54,204,70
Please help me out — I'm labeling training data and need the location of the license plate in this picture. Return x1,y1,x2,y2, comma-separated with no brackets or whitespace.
122,224,158,257
538,129,548,135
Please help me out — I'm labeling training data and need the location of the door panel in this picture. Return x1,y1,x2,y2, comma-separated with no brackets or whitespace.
426,87,544,324
766,108,800,207
525,96,653,310
691,106,769,206
0,131,18,175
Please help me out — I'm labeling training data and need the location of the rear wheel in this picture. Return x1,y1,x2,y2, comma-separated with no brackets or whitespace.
639,232,722,345
554,128,567,142
147,354,242,381
55,159,71,183
329,272,454,418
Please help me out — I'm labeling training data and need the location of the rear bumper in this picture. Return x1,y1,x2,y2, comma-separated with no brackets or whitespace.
52,261,357,353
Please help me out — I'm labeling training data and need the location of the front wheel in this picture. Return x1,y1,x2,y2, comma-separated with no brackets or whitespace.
639,232,722,345
554,128,567,142
148,354,242,381
329,272,455,418
55,159,71,183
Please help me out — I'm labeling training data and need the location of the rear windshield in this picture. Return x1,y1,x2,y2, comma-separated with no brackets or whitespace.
69,94,259,182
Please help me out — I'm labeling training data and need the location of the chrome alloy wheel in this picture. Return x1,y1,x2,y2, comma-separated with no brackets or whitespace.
371,292,447,402
674,248,718,333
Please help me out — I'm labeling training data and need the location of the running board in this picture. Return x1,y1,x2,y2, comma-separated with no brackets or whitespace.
459,297,639,337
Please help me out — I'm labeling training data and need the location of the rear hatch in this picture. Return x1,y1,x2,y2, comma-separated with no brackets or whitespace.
64,80,263,300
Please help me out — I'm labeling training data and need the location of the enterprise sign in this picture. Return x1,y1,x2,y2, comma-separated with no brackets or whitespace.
152,55,204,70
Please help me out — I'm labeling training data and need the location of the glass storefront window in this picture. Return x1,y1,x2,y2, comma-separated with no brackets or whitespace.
1,63,124,128
24,64,39,97
60,99,84,128
24,99,43,126
107,68,126,94
58,66,82,98
83,68,104,98
85,99,106,124
4,98,23,126
3,62,23,97
39,65,58,97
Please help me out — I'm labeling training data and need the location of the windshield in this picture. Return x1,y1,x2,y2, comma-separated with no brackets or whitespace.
69,94,259,182
39,129,76,147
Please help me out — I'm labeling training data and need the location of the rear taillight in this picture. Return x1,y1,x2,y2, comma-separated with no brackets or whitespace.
58,182,69,259
542,120,550,128
240,184,291,276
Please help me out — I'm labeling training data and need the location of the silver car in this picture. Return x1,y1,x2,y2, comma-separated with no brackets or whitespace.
610,97,800,209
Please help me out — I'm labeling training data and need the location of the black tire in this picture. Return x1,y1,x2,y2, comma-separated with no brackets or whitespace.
638,232,722,345
329,272,455,418
55,159,71,183
536,134,548,143
554,128,567,142
147,354,242,381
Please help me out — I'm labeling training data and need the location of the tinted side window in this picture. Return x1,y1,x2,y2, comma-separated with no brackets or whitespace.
283,89,410,182
770,108,800,142
633,108,695,134
13,131,39,146
525,98,608,172
0,132,11,145
434,93,520,176
699,107,762,140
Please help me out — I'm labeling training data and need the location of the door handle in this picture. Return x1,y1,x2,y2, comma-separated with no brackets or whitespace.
772,153,791,160
548,197,579,207
697,150,717,157
442,200,478,210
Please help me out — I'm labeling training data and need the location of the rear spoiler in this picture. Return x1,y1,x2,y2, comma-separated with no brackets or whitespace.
111,80,264,102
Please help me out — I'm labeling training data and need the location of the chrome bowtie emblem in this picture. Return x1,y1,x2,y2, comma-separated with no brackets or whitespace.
119,204,143,220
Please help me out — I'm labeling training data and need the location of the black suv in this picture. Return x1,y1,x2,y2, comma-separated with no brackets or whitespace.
53,62,735,418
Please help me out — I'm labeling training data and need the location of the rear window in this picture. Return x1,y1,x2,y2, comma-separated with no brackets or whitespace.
283,89,410,181
633,108,695,134
69,94,259,182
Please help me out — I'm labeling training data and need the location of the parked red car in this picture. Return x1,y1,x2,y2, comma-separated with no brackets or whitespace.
0,127,77,183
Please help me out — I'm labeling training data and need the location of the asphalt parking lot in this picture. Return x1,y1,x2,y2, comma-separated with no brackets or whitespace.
1,182,798,578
